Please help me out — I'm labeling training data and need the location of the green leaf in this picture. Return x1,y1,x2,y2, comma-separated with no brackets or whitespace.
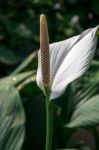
67,95,99,128
56,149,78,150
0,71,36,86
0,85,25,150
13,23,33,39
0,44,21,65
11,51,37,75
92,60,99,68
17,74,36,92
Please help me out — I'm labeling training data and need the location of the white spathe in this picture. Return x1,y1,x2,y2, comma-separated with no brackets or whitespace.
36,26,99,100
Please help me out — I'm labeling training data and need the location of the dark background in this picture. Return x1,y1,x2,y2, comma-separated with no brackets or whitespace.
0,0,99,76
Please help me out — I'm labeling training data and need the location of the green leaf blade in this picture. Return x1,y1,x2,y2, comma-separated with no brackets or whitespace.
0,85,25,150
67,95,99,128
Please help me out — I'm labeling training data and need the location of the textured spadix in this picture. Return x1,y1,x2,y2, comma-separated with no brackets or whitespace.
36,25,99,100
40,14,50,88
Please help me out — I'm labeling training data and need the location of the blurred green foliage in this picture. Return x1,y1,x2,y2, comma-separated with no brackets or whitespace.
0,0,99,76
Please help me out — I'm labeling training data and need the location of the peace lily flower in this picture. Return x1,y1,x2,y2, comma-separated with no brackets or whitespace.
36,14,99,100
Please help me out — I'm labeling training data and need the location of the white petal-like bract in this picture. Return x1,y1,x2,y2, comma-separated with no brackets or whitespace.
36,26,99,100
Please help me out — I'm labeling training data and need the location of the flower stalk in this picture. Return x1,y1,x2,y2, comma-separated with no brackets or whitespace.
38,14,99,150
40,14,53,150
45,96,53,150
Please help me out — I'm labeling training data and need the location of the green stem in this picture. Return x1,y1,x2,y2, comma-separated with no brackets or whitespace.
45,96,53,150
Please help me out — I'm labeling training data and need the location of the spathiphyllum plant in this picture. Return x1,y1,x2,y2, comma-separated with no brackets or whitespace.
36,14,99,150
